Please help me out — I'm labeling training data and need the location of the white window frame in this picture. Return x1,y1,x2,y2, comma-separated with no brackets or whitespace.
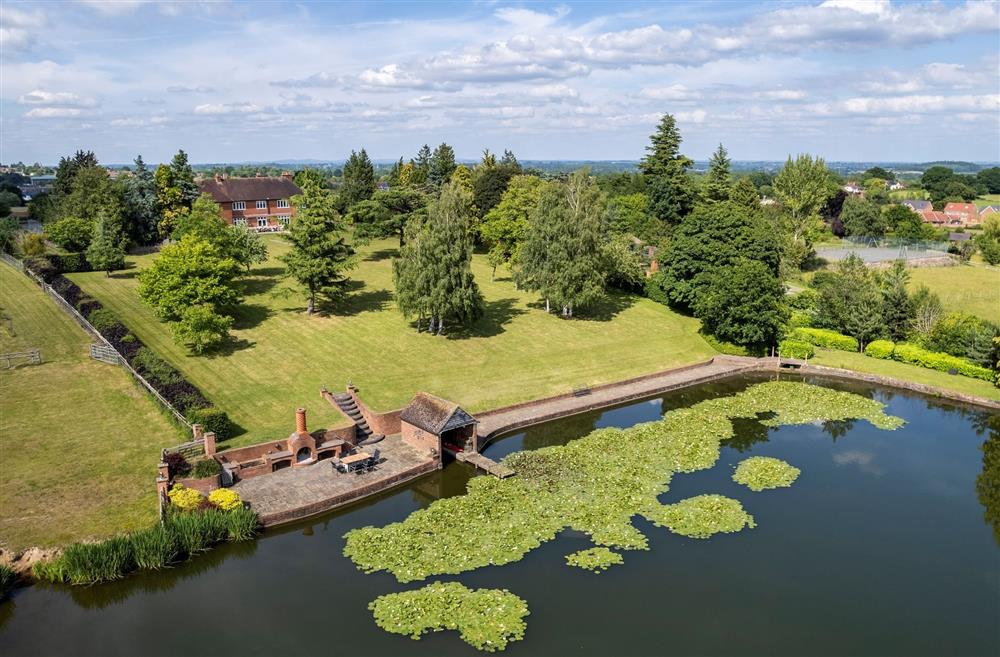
232,201,246,211
234,217,247,227
257,217,268,228
256,200,267,210
277,215,290,226
276,199,290,209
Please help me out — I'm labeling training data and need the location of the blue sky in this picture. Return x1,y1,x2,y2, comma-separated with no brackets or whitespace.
2,0,998,165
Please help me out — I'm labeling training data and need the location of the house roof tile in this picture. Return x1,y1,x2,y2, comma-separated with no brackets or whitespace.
197,176,301,203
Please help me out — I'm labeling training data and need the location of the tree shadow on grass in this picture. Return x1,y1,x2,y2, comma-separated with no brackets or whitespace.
446,297,526,339
237,272,281,297
230,303,272,330
523,292,635,322
313,280,393,316
364,248,397,262
205,336,256,357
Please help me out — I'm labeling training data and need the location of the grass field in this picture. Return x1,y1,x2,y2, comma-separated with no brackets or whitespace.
975,194,1000,209
810,349,1000,401
68,236,717,447
0,262,185,551
907,264,1000,324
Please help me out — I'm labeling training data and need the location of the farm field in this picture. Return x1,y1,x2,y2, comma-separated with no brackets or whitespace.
0,261,185,551
68,236,717,448
809,349,1000,401
975,193,1000,208
907,264,1000,324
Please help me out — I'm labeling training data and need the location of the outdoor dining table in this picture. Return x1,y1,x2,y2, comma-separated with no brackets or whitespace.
340,451,372,472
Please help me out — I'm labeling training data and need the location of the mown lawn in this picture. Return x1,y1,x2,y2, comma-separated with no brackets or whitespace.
810,349,1000,401
68,236,718,448
0,261,185,551
975,194,1000,208
907,264,1000,324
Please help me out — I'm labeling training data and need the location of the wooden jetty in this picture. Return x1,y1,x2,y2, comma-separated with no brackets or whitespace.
455,451,515,479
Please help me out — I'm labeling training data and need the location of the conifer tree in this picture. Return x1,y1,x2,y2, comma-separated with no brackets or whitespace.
341,149,376,208
429,143,457,188
86,208,127,276
393,181,482,333
639,114,695,228
123,154,160,245
702,143,732,203
730,177,760,212
169,149,199,206
282,178,356,314
410,144,432,186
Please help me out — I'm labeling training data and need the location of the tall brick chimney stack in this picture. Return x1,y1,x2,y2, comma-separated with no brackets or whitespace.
296,408,307,435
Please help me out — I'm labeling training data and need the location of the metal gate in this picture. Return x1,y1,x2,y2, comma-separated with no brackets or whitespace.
90,343,121,365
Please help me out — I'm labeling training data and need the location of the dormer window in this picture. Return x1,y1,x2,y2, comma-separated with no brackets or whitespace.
256,200,267,210
277,199,290,209
232,201,245,211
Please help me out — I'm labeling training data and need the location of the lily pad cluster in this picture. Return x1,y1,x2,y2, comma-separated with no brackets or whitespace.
565,546,624,572
345,382,903,584
645,494,755,539
733,456,801,491
369,582,529,652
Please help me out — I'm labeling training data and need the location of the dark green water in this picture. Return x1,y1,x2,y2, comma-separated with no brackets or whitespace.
2,374,998,656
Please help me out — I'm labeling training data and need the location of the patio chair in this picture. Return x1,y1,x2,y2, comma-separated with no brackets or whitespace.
371,448,381,464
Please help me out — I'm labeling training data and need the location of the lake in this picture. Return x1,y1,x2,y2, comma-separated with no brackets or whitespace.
1,373,997,656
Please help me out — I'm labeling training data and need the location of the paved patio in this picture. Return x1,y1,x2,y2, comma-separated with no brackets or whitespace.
232,436,434,524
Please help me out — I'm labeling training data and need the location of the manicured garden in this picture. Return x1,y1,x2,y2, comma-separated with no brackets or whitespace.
0,261,185,551
67,235,716,446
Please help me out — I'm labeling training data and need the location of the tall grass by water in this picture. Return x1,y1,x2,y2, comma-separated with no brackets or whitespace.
33,508,259,586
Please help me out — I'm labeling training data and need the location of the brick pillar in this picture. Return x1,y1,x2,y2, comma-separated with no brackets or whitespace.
157,475,169,497
204,432,217,457
192,423,204,441
158,461,169,480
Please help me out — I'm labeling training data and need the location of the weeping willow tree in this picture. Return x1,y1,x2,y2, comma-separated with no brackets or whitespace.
393,180,483,334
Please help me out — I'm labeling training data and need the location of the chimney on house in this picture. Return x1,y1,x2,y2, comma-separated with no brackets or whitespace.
296,408,307,435
214,173,222,183
256,171,263,177
281,171,293,179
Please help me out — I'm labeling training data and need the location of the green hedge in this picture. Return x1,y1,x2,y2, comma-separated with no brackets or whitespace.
779,339,814,360
788,310,814,328
186,406,234,441
891,343,995,382
864,340,895,360
792,327,858,352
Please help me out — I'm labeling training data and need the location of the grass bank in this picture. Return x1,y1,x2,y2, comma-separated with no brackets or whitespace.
68,236,716,447
809,348,1000,401
907,264,1000,324
0,261,185,551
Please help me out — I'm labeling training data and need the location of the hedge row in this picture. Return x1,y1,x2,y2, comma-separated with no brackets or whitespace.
22,260,234,439
791,327,859,352
778,339,815,360
864,340,996,382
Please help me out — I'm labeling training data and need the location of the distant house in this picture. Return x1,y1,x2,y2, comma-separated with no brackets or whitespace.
919,209,950,225
842,181,863,195
888,181,905,191
197,173,301,232
943,202,980,226
979,205,999,220
900,199,931,212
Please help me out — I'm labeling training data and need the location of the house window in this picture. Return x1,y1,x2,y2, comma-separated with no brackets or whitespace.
278,215,290,226
256,200,267,210
234,217,247,227
257,217,268,228
232,201,246,211
276,199,290,209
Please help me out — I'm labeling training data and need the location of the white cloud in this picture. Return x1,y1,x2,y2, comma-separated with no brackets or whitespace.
25,107,83,118
754,89,807,101
638,84,702,101
18,90,97,107
167,85,216,93
842,94,999,115
194,102,261,115
0,6,47,50
76,0,147,15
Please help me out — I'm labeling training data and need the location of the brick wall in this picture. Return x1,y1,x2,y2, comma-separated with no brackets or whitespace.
401,421,441,455
348,388,402,436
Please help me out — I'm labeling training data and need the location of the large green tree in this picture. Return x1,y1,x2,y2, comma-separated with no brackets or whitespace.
393,180,483,333
516,172,606,316
702,143,732,204
479,175,542,278
282,178,356,314
348,187,426,247
655,200,780,310
840,196,887,238
341,149,376,208
773,154,833,271
693,260,787,347
429,143,457,189
813,254,886,349
879,260,913,342
155,149,199,237
122,155,160,245
86,208,128,276
885,204,935,241
138,235,241,321
639,114,695,228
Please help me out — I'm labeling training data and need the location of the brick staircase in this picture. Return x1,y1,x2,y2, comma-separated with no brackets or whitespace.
333,393,384,445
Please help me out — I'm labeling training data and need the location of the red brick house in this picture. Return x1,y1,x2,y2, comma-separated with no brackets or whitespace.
943,202,979,226
197,173,301,232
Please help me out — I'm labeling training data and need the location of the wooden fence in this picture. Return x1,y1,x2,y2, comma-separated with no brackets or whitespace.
13,261,192,427
1,349,40,368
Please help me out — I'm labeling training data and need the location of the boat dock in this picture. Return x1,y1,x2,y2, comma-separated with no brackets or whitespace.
455,451,515,478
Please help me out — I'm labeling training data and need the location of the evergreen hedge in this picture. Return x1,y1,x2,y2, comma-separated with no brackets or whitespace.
778,339,814,360
864,340,895,360
890,343,995,382
792,327,859,352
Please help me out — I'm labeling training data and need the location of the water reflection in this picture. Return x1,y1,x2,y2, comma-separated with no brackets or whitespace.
975,413,1000,547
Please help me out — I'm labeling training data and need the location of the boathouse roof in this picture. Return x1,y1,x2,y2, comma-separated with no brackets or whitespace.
400,392,477,435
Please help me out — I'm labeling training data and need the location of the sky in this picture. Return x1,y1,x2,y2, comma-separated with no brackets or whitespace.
1,0,999,165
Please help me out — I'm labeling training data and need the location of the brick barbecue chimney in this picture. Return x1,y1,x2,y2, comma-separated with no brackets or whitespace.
296,407,308,435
